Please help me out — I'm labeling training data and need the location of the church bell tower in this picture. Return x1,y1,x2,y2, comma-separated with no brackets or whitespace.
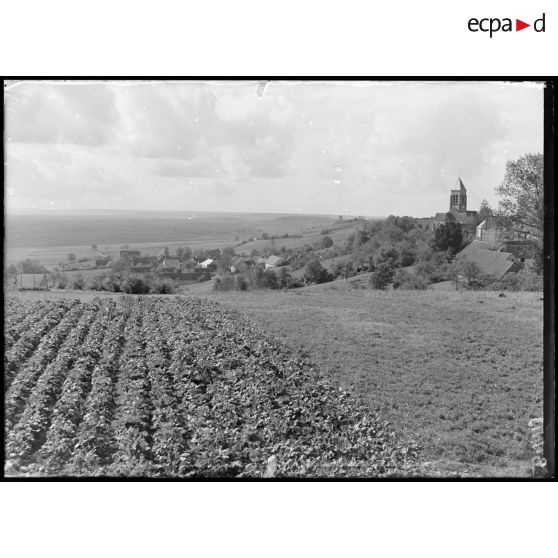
449,177,467,213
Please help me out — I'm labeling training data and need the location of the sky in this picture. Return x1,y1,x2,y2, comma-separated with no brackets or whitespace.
4,80,544,217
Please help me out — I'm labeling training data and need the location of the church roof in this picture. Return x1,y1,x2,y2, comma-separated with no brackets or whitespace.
456,177,466,191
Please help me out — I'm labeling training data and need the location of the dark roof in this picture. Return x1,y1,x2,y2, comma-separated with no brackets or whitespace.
457,241,514,279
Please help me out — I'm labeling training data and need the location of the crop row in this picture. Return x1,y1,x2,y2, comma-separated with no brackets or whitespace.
5,297,420,477
4,300,80,392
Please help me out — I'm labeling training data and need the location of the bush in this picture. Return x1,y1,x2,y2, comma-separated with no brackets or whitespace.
51,271,69,289
262,269,279,289
393,269,429,290
369,263,395,290
233,275,248,291
489,266,543,291
276,267,292,288
150,278,176,294
304,259,332,284
71,273,85,290
213,275,235,292
449,259,493,290
122,277,150,294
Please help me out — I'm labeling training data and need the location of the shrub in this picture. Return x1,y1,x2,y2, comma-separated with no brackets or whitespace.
489,266,543,291
213,275,235,292
150,278,176,294
320,235,334,249
51,271,69,289
71,273,85,290
276,267,292,288
262,269,279,289
449,259,493,290
369,263,395,290
393,269,429,290
304,259,332,284
122,277,150,294
233,275,248,291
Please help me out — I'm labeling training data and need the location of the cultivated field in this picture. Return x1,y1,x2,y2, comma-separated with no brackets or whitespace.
198,286,544,477
4,295,417,477
5,211,339,267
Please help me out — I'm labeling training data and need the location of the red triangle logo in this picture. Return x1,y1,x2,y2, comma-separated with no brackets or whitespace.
516,19,530,31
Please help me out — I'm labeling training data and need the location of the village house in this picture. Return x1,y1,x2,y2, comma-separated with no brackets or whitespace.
475,218,500,247
265,255,287,269
160,257,180,271
199,258,217,271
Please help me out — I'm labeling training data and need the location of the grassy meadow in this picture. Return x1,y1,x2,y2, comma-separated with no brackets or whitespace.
196,285,544,477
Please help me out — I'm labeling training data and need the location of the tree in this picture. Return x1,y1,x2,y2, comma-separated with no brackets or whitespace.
176,247,192,260
67,253,77,263
495,153,543,242
91,244,98,251
431,222,463,256
450,258,493,290
276,266,291,288
163,247,170,257
478,199,493,223
16,259,48,274
304,258,331,284
320,235,334,250
369,263,395,290
218,246,236,272
262,269,278,289
342,261,354,282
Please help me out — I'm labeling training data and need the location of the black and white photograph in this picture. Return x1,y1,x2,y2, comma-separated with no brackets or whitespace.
2,79,551,478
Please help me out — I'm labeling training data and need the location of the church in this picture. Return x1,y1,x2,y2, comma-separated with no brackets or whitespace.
418,177,479,239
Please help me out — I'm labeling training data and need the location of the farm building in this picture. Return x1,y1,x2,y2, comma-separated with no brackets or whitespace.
199,258,215,269
265,255,287,269
161,258,180,270
456,241,519,280
475,218,500,247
